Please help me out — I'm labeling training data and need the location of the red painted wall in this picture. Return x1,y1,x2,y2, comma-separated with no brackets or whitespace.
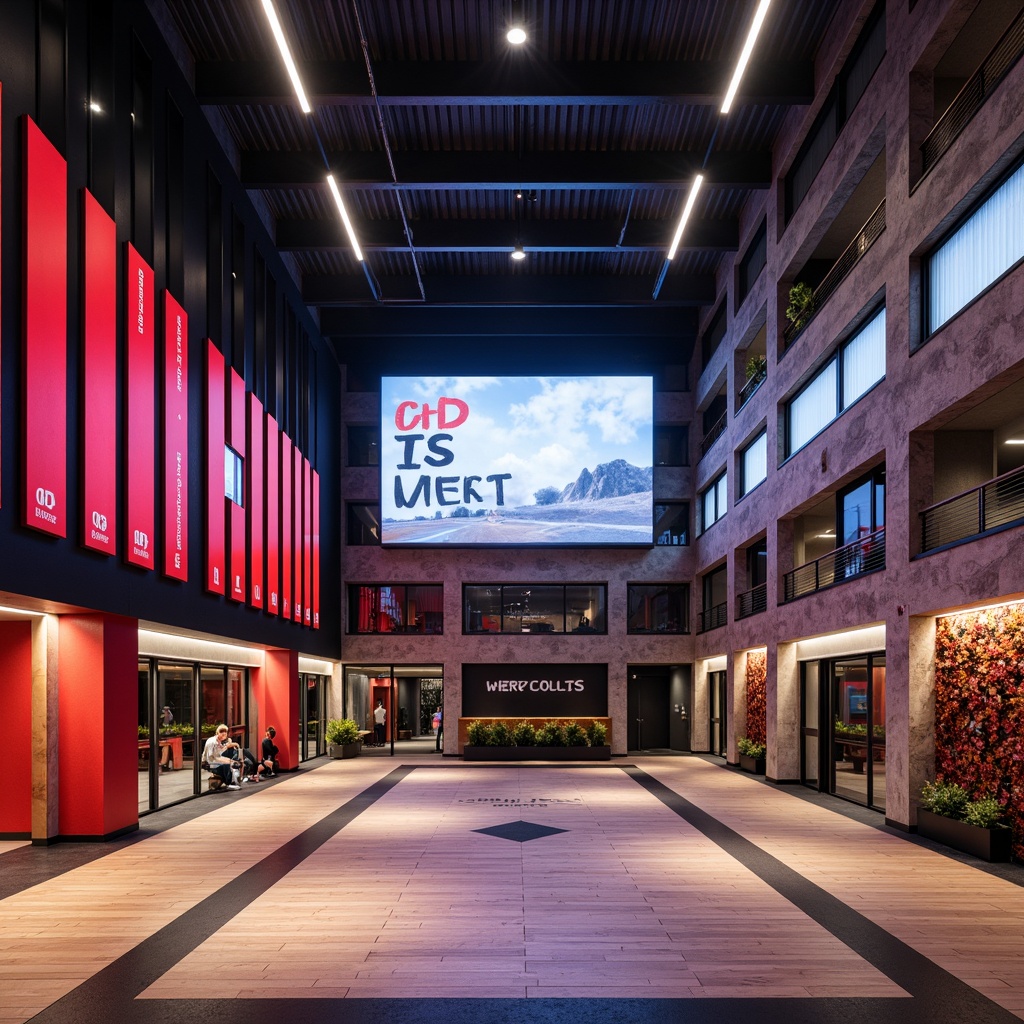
58,614,138,838
0,621,33,836
264,648,298,770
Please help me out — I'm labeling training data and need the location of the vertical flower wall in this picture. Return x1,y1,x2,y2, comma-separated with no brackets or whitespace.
745,650,767,746
935,605,1024,860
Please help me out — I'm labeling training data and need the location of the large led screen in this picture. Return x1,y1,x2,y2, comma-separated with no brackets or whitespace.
381,376,654,546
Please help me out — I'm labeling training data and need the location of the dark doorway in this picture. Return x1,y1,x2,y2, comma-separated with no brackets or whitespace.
709,670,728,757
627,667,671,751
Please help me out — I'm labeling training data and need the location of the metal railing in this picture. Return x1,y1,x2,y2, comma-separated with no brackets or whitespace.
736,582,767,620
697,602,728,634
700,411,727,458
920,10,1024,177
738,365,767,410
783,198,886,346
783,527,886,603
920,464,1024,553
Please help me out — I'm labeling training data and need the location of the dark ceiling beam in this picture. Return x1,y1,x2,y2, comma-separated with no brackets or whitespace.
319,305,697,338
242,150,771,190
196,59,813,107
277,217,739,253
303,273,715,306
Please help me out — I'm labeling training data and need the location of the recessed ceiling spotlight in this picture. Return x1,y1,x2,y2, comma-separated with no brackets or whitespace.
507,25,527,45
511,245,526,261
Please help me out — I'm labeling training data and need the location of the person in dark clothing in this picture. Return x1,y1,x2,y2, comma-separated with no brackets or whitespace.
261,726,280,777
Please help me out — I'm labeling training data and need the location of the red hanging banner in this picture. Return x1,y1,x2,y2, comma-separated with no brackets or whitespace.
22,117,68,537
293,445,304,624
265,414,280,616
81,190,117,554
125,244,156,569
227,369,246,603
163,292,188,580
247,394,265,609
205,342,226,594
303,456,312,626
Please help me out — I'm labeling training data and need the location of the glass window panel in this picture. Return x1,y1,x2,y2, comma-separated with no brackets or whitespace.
654,502,689,545
465,586,501,632
627,584,688,633
224,446,243,505
406,585,443,633
928,160,1024,333
347,502,380,545
654,425,688,466
138,661,152,814
788,360,837,454
566,585,605,632
347,424,380,466
842,307,885,407
741,431,767,496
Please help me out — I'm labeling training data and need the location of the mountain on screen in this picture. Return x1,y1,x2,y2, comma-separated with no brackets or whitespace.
558,459,652,502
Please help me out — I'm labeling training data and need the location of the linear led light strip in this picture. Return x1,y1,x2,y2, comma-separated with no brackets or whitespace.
667,0,772,259
261,0,364,261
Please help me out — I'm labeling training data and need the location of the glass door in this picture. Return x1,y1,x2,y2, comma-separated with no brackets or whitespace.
830,654,886,811
299,673,325,760
708,670,727,757
800,660,820,789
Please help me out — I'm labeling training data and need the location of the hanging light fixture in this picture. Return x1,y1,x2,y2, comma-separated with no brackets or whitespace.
507,0,527,44
260,0,312,113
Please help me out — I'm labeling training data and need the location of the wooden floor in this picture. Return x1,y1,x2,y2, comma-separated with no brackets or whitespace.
2,754,1023,1024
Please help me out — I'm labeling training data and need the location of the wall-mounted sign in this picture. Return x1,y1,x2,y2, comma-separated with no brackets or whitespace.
162,291,188,579
265,414,280,616
461,663,608,718
247,395,264,608
205,341,225,594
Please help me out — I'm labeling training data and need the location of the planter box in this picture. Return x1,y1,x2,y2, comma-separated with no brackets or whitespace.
463,745,611,762
917,808,1012,862
329,741,362,759
739,753,765,775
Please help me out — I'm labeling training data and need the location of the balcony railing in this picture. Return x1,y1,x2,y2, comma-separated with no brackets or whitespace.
920,9,1024,178
736,582,767,620
697,602,728,634
783,198,886,347
700,411,727,458
738,365,767,410
783,527,886,603
920,464,1024,553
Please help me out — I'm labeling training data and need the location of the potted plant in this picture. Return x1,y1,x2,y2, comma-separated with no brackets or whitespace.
785,282,815,332
917,781,1011,862
744,353,767,385
463,718,611,761
326,718,362,759
737,737,766,774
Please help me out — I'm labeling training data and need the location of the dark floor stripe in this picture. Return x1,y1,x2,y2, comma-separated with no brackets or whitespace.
623,765,1019,1024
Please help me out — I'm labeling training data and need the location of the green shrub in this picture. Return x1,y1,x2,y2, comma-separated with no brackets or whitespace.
564,721,588,747
737,737,766,759
138,725,150,739
786,281,815,329
511,720,537,746
920,780,970,819
964,797,1005,829
489,721,515,746
466,720,492,746
536,720,567,747
586,720,607,746
326,718,360,745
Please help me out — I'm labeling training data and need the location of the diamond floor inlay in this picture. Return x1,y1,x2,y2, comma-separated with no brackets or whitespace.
472,818,570,842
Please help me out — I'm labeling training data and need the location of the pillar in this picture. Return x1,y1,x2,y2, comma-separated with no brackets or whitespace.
264,648,299,770
0,620,34,837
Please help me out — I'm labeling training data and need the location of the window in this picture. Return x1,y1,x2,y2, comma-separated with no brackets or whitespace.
654,502,689,545
627,584,689,634
700,565,728,632
737,220,767,306
348,585,443,633
740,430,767,497
463,584,606,634
926,158,1024,335
786,307,885,457
224,446,243,505
654,425,689,466
347,424,380,467
784,2,885,220
346,502,380,545
700,473,727,533
701,303,727,369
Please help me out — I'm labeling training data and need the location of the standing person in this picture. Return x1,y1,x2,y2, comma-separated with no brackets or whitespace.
433,705,443,753
261,726,279,777
373,700,386,746
159,706,175,771
202,725,241,791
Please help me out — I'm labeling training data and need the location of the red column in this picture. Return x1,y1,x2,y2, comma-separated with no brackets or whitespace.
0,622,33,836
263,648,299,771
58,614,138,839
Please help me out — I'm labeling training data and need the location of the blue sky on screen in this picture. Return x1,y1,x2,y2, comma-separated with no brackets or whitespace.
381,376,653,516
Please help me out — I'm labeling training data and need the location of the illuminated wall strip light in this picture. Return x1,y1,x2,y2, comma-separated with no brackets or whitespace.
721,0,773,115
667,174,704,260
260,0,312,114
327,174,364,262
